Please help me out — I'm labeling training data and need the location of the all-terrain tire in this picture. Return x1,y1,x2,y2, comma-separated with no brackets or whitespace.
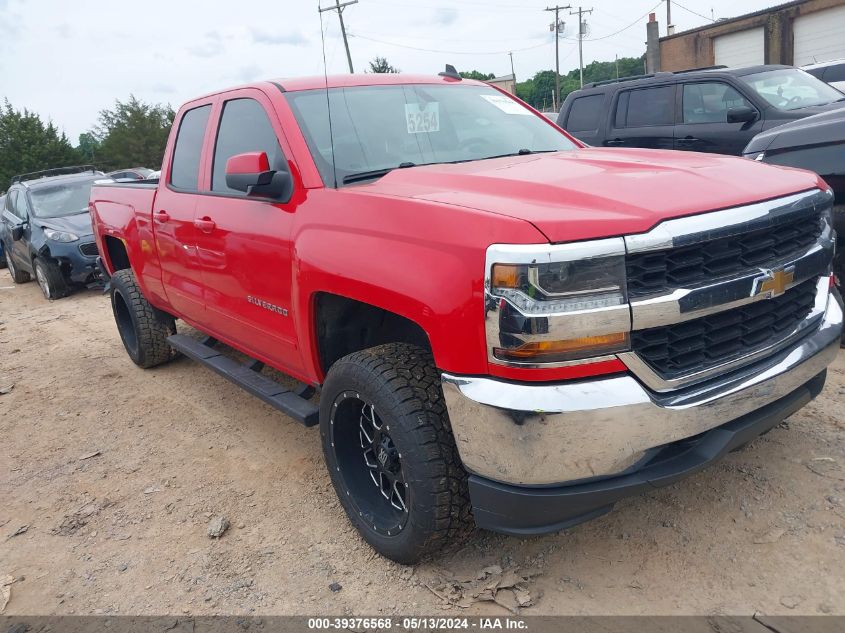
5,248,30,283
34,257,70,300
110,269,176,368
320,343,472,564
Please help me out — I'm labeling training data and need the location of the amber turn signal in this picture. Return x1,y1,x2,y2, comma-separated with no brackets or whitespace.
491,264,521,289
494,332,629,361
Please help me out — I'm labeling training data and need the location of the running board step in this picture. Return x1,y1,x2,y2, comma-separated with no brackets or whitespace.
167,334,319,427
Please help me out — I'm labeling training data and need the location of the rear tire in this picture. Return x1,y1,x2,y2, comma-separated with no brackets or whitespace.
320,343,471,564
5,249,30,283
34,257,70,300
110,269,176,368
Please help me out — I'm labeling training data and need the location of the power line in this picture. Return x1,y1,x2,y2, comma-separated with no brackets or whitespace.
319,0,358,73
673,0,715,23
348,32,553,55
349,29,547,44
565,1,663,42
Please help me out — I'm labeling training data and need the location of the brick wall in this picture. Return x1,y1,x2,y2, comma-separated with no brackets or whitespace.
658,0,845,71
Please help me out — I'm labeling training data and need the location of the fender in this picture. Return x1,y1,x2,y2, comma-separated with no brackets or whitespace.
290,188,546,382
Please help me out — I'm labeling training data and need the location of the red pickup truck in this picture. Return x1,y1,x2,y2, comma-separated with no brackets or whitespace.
90,72,842,563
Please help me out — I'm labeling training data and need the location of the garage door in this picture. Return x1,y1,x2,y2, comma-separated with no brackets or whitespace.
714,28,764,68
793,5,845,66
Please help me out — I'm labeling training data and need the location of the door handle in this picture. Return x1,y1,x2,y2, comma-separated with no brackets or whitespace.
605,138,624,146
194,217,216,233
677,136,699,145
154,210,170,223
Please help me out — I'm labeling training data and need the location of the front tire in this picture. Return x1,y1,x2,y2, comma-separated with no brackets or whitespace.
34,257,70,300
110,269,176,368
320,343,471,564
5,249,30,283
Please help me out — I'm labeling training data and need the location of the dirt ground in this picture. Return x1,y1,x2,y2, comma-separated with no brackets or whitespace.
1,280,844,617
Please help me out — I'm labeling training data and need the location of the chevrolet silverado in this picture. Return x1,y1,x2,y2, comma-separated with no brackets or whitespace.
89,71,843,563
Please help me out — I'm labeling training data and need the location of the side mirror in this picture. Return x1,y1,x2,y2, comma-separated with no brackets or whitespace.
727,106,757,124
11,225,24,241
225,152,293,202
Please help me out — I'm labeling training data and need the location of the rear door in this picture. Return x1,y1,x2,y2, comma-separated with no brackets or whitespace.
605,84,676,149
153,102,213,323
10,190,34,273
193,89,303,374
674,81,762,155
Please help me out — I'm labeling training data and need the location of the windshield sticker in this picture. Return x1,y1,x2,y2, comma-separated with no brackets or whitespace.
481,94,532,115
405,102,440,133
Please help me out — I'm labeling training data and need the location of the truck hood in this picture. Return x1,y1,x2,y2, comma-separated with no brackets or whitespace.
745,106,845,154
35,212,94,237
356,148,823,242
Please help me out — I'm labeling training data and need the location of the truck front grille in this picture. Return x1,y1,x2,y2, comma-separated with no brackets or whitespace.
631,278,818,380
79,242,99,257
626,211,822,298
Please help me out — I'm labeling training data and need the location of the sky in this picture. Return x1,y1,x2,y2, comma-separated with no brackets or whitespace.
0,0,782,141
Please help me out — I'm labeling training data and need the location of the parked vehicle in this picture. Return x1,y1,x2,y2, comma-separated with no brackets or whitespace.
106,167,154,181
2,166,103,299
744,108,845,299
90,72,842,563
145,170,161,180
557,65,845,155
0,195,5,268
803,58,845,92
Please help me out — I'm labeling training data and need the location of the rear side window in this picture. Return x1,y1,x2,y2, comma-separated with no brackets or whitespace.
211,98,286,194
615,85,674,127
566,94,604,132
824,64,845,83
170,104,211,191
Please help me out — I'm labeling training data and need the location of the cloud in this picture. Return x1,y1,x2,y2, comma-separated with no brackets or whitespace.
54,22,70,39
236,64,263,82
249,28,307,46
431,8,457,26
188,30,224,57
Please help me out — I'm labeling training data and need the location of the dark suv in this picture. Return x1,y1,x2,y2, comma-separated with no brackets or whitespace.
1,166,104,299
557,65,845,156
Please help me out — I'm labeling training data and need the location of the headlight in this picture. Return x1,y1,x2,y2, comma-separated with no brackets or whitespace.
44,228,79,242
486,239,631,365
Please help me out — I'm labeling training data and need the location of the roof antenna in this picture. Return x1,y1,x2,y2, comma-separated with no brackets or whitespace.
318,2,338,188
438,64,462,80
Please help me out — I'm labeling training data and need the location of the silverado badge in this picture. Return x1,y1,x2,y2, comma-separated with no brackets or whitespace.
751,265,795,299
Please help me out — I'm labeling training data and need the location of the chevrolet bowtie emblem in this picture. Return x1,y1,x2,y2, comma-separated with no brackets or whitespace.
751,265,795,299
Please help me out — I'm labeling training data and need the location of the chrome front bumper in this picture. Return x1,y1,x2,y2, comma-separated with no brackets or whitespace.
442,289,842,486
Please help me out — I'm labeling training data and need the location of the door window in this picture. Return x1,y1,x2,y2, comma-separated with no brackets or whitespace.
615,86,674,127
211,98,286,195
4,191,17,217
682,83,752,123
170,104,212,191
566,94,604,132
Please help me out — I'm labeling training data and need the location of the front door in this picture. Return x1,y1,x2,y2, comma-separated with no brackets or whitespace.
194,92,302,374
674,81,762,156
153,103,212,324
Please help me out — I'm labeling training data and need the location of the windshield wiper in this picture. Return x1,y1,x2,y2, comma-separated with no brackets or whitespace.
446,148,559,165
342,162,416,185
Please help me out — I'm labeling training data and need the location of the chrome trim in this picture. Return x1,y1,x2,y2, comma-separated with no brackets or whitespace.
484,238,629,367
621,277,830,392
628,225,833,329
442,292,842,486
624,189,831,253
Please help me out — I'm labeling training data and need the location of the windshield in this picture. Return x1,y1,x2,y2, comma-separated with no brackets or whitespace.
742,68,844,110
285,83,578,186
29,179,96,218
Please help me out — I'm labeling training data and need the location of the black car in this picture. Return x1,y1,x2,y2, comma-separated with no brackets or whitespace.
557,65,845,156
1,166,104,299
744,107,845,292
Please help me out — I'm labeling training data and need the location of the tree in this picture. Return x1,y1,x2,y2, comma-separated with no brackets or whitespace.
77,132,101,164
91,95,175,171
368,56,400,73
459,70,495,80
0,100,83,190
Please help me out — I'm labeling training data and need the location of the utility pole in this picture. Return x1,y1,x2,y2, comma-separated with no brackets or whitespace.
544,5,570,112
508,51,516,84
319,0,358,73
570,6,593,88
667,0,672,32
